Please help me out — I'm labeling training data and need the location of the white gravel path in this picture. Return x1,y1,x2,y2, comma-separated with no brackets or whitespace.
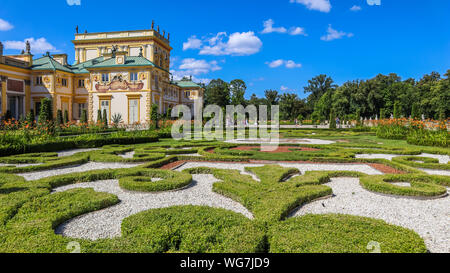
18,162,141,181
0,163,42,167
291,177,450,253
53,174,253,240
119,151,135,159
181,153,203,157
418,169,450,176
356,153,449,164
225,138,335,145
57,148,100,157
174,162,383,175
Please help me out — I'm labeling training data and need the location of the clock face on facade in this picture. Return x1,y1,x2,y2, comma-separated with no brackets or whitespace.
117,57,124,64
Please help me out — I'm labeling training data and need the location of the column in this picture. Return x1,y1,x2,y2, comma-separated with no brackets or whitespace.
1,76,8,117
25,80,31,114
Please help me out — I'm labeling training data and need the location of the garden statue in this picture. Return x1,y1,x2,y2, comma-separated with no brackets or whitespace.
25,40,31,54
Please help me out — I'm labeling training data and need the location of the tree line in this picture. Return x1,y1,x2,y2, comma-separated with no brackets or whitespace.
201,70,450,121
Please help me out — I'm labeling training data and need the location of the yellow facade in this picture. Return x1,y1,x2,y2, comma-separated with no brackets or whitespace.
0,25,203,124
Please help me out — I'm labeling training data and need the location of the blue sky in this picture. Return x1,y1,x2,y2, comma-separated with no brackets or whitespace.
0,0,449,99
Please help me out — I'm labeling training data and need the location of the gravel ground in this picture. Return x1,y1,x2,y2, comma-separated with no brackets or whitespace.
182,153,203,157
0,163,42,167
54,174,253,240
291,177,450,253
225,138,335,145
418,169,450,176
119,151,135,158
174,162,383,175
57,148,100,157
356,153,450,164
18,162,141,181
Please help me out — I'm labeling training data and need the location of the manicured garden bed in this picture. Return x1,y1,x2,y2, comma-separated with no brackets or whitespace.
0,130,448,253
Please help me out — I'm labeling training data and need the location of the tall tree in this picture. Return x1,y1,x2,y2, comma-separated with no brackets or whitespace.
264,90,280,106
279,93,306,121
304,74,337,113
204,79,230,108
230,79,247,106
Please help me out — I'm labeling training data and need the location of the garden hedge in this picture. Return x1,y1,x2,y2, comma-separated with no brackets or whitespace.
268,214,427,253
119,169,192,192
360,174,448,198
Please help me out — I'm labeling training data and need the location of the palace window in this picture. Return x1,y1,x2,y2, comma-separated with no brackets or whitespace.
61,78,68,87
100,100,111,122
101,73,109,82
130,72,138,81
78,103,86,119
128,99,139,124
35,76,43,86
78,79,85,88
155,74,159,90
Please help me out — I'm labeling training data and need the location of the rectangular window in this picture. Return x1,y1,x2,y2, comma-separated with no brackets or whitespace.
78,103,86,119
128,99,139,124
100,100,110,123
78,79,85,88
130,72,138,81
36,76,43,86
61,79,67,87
102,73,109,82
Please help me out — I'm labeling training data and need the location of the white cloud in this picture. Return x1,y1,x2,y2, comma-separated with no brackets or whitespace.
267,59,302,69
321,25,353,41
183,36,203,50
0,18,13,31
4,37,57,54
178,58,222,75
285,60,302,68
290,0,331,13
261,19,287,34
261,19,307,36
267,59,284,68
66,0,81,6
289,27,307,36
350,5,362,11
199,31,262,56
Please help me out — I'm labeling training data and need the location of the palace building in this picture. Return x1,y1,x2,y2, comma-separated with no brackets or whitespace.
0,23,203,125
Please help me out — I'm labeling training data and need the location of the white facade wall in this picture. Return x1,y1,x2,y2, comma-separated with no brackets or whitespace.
93,92,148,124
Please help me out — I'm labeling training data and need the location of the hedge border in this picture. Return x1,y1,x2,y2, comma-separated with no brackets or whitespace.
119,169,192,192
360,174,448,198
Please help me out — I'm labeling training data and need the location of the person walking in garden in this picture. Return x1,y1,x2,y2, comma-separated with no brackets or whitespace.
336,117,340,129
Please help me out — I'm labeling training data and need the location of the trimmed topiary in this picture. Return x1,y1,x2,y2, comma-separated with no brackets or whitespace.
392,156,450,170
268,214,427,253
360,174,448,198
119,169,192,192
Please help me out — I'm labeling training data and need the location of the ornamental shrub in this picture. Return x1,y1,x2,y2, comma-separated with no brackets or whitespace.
38,98,53,123
355,108,361,126
56,110,63,127
26,112,34,127
103,109,108,128
64,110,69,124
97,110,102,124
150,103,159,129
411,103,420,120
80,109,88,124
393,101,401,119
329,108,336,129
